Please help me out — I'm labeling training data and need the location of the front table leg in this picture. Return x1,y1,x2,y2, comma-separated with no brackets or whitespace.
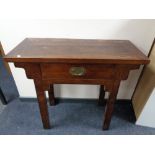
34,80,51,129
103,80,120,130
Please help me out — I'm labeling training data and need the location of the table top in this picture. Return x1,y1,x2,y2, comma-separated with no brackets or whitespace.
4,38,149,64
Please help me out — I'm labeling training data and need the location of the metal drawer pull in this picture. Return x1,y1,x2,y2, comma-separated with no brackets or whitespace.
69,67,86,76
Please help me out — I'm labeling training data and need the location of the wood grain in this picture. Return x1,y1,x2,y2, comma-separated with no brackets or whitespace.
41,63,115,80
5,38,149,64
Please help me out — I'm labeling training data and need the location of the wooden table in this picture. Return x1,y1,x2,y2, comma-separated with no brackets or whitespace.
4,38,149,130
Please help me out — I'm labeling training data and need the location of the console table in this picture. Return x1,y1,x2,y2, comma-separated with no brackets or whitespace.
4,38,149,130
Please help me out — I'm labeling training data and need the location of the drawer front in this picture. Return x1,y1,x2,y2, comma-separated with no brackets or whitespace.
41,63,115,80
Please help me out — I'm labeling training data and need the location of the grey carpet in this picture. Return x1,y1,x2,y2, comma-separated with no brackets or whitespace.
1,57,155,135
1,98,155,135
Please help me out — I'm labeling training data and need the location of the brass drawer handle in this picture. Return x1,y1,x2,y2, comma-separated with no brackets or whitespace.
69,67,86,76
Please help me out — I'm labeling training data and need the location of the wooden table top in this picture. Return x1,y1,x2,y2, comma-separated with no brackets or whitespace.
5,38,149,64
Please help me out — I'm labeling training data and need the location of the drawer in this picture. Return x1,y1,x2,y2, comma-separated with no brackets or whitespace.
41,63,115,80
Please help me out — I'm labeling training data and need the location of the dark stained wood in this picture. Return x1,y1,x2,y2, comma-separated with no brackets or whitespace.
48,85,55,106
4,38,149,130
14,62,51,128
5,38,149,65
98,85,106,106
0,87,7,105
103,80,120,130
41,63,115,80
34,79,51,129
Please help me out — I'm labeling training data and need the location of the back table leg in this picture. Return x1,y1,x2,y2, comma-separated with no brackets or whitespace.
103,80,120,130
34,80,51,129
48,84,56,106
98,85,106,106
0,87,7,105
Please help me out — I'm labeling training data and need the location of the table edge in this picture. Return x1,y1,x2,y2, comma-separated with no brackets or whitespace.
4,57,150,65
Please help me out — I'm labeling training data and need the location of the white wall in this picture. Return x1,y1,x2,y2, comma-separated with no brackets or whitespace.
0,19,155,98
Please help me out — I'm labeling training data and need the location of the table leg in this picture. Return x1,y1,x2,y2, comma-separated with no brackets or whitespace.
0,87,7,105
48,84,55,106
98,85,105,106
102,80,120,130
34,80,51,129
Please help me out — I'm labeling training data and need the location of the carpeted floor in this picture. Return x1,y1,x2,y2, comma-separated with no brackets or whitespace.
1,57,155,135
1,98,155,135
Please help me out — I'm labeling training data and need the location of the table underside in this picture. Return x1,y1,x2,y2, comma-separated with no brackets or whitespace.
13,62,140,130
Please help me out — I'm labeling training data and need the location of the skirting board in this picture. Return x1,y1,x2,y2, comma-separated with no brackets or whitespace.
20,97,132,105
